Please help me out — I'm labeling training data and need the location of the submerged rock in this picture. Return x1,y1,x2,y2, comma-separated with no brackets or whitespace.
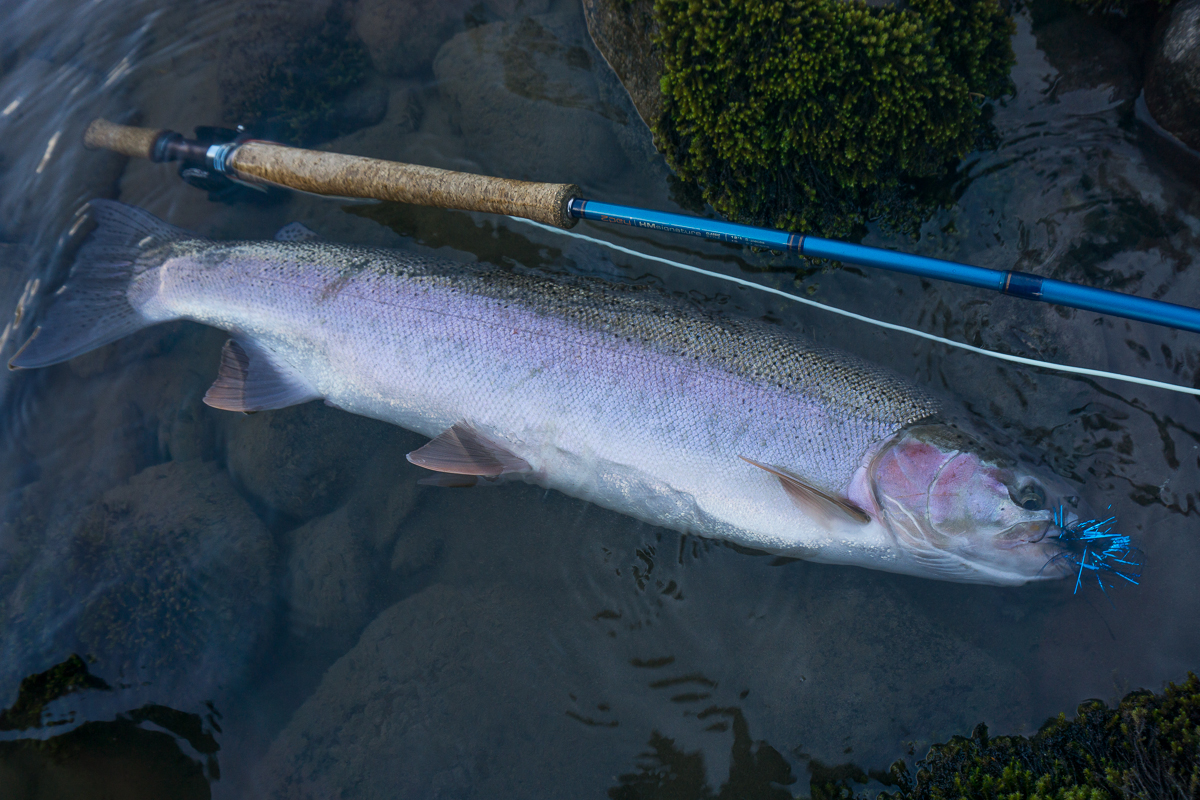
352,0,551,77
432,13,631,186
259,584,591,799
226,398,426,646
253,476,1042,797
1144,0,1200,151
1032,11,1139,103
222,399,385,522
580,0,662,130
0,459,274,706
282,505,375,640
218,0,374,145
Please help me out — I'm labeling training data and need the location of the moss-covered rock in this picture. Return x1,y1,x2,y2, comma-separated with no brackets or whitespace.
651,0,1015,238
588,0,1019,236
886,673,1200,800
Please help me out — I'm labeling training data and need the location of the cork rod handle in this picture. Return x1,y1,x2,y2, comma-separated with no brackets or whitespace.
83,119,164,160
230,142,580,229
81,119,582,229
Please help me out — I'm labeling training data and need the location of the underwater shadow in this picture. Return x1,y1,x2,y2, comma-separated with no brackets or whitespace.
0,655,218,800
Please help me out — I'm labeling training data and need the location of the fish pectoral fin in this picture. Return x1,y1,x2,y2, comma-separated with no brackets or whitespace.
407,423,530,477
203,338,320,413
739,455,870,525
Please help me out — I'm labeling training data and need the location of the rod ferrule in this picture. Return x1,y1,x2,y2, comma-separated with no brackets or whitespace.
1001,271,1044,300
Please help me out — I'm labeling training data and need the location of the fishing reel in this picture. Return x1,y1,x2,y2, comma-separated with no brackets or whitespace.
151,125,285,205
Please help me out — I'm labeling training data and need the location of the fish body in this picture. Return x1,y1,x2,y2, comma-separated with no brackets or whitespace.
12,202,1080,585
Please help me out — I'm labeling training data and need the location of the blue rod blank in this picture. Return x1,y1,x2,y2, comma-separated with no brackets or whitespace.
569,199,1200,335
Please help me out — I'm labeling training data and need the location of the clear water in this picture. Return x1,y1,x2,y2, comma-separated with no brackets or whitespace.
0,0,1197,797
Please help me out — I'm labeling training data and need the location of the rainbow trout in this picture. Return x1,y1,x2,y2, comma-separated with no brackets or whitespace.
11,201,1085,585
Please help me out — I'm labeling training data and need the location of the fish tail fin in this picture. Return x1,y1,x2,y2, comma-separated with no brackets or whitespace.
8,200,193,370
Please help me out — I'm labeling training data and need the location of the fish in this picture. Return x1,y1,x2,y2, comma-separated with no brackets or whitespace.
10,200,1087,585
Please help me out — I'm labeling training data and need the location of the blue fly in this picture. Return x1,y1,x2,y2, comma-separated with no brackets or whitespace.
1051,504,1143,597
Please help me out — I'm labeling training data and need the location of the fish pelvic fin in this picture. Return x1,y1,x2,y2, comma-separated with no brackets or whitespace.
739,455,870,525
407,423,531,477
8,200,192,370
203,338,320,413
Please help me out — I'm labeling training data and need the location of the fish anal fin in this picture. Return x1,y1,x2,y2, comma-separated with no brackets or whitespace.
739,455,870,525
203,338,320,413
407,424,530,477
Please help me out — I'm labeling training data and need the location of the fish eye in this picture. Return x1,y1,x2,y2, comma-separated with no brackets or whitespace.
1011,480,1046,511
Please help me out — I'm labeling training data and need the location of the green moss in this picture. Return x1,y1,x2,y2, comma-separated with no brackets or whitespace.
651,0,1015,238
887,673,1200,800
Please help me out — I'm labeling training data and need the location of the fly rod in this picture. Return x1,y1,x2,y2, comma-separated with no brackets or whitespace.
84,118,1200,335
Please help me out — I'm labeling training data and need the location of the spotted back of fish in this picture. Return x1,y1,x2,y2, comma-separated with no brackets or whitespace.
187,238,939,429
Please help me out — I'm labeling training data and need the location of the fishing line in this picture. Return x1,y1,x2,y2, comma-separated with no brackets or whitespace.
513,217,1200,399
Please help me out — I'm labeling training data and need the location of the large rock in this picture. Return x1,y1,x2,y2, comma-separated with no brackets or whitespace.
0,459,275,708
1032,12,1139,104
1145,0,1200,151
222,399,390,522
259,585,561,796
282,505,375,641
580,0,662,129
259,584,595,799
432,13,631,187
251,476,1043,797
279,445,425,649
352,0,551,77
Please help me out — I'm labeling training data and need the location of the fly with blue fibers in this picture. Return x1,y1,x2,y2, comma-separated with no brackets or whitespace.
1048,504,1144,597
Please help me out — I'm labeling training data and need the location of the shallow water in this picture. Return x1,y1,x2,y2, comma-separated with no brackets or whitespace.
0,0,1197,797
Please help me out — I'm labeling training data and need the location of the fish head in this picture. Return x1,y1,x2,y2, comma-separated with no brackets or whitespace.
868,423,1079,585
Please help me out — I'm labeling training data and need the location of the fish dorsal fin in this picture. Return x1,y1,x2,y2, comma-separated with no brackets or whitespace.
739,455,870,525
273,222,321,242
203,338,320,412
407,424,530,477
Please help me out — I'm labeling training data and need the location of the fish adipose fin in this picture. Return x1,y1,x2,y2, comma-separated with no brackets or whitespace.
273,222,321,242
739,455,870,525
203,338,320,412
407,423,530,477
9,200,190,370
